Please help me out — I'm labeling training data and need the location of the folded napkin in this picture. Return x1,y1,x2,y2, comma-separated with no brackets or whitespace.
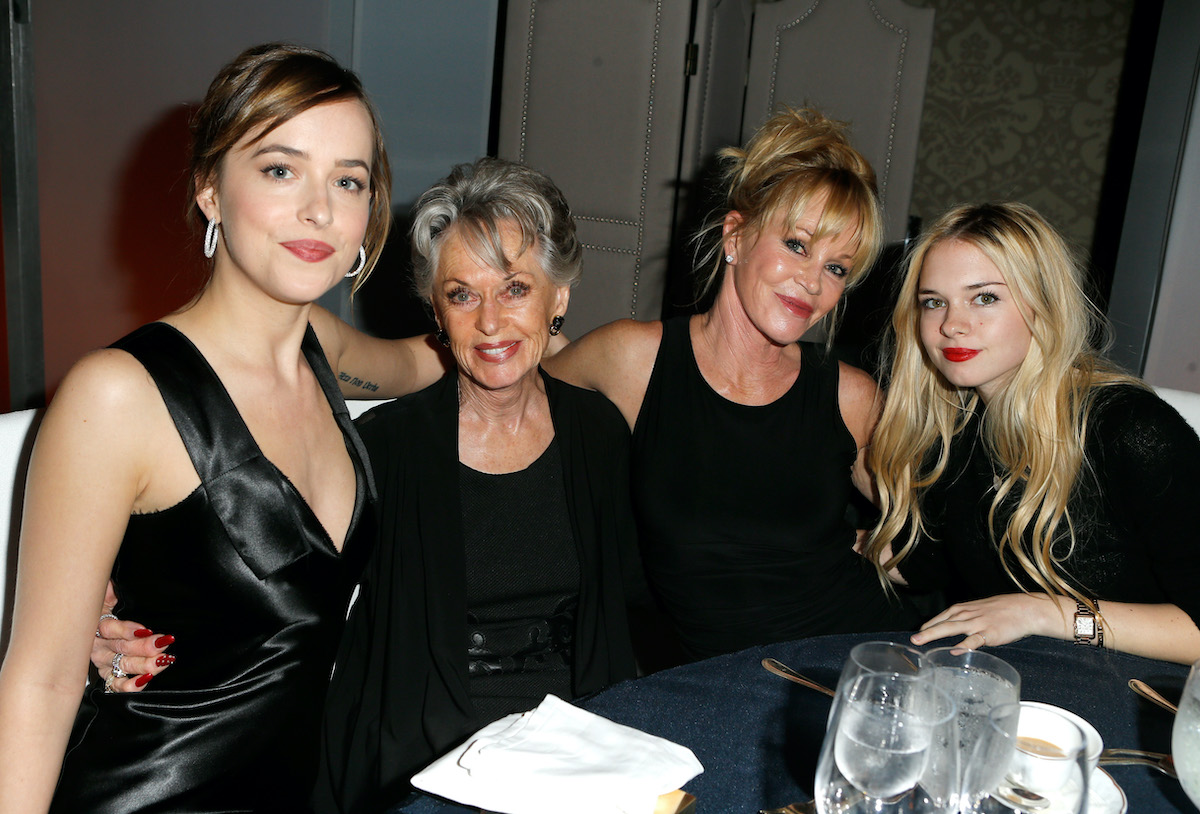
411,694,703,814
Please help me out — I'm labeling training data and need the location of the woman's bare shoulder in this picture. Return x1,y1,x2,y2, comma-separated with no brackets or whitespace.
835,359,883,443
546,318,663,387
45,348,168,445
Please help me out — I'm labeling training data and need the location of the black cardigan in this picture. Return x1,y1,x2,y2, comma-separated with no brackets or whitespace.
315,371,640,814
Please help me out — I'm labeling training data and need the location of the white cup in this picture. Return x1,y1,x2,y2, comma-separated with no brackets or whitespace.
1007,703,1093,800
1019,701,1103,773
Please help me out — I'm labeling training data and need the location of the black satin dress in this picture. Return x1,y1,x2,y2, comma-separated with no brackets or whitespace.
51,322,374,813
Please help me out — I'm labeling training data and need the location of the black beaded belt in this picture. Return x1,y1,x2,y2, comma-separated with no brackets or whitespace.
467,598,577,677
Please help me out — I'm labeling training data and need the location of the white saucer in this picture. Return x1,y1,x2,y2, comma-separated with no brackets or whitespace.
992,767,1125,814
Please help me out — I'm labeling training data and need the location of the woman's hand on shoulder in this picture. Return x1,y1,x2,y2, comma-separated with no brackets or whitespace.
910,592,1063,651
541,318,662,429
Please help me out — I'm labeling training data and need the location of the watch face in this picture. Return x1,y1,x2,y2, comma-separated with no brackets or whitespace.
1075,616,1096,637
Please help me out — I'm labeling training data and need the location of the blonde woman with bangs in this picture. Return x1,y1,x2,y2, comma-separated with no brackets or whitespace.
542,107,921,660
866,202,1200,665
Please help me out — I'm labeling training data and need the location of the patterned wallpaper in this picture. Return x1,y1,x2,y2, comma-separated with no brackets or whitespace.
905,0,1135,254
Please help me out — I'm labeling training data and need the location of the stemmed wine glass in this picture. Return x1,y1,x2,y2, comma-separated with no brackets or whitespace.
814,671,957,813
1173,657,1200,807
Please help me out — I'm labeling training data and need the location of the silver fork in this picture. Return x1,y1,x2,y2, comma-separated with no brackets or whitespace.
1099,747,1178,778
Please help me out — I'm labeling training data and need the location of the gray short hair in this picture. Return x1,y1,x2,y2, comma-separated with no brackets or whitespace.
410,157,582,303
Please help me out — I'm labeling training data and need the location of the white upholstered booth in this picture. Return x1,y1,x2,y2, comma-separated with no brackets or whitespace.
1155,386,1200,434
0,409,42,651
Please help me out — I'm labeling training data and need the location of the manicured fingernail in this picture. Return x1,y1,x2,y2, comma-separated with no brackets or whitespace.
135,673,154,687
156,655,176,666
154,634,175,648
134,628,154,638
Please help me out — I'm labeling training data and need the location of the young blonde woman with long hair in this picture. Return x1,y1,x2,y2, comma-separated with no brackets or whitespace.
866,202,1200,665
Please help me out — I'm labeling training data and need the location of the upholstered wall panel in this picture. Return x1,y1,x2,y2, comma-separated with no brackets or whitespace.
498,0,695,334
743,0,935,242
906,0,1134,253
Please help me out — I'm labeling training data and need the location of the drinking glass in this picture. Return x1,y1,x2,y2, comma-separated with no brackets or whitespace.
826,641,926,730
814,671,957,814
922,647,1021,811
991,702,1090,814
1173,657,1200,806
960,703,1019,813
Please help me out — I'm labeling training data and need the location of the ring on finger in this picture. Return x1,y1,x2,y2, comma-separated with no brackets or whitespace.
978,633,988,646
104,673,116,693
95,612,119,638
111,653,129,679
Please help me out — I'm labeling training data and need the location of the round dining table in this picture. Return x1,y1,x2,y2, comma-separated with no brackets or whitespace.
394,632,1193,812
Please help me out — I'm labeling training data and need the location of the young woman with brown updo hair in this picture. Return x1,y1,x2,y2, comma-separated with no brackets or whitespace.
0,43,400,811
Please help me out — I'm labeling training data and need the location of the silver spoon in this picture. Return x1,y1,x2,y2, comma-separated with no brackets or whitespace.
1128,678,1178,714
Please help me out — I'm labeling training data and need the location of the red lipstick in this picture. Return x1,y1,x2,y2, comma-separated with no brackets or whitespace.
281,240,335,263
474,341,520,364
942,348,980,362
777,294,813,320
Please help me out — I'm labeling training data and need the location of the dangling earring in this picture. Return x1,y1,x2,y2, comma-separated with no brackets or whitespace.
435,328,450,347
204,219,219,259
345,246,367,278
725,254,734,264
549,315,565,336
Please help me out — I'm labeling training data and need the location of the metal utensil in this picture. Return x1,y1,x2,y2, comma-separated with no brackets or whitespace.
1128,678,1179,714
761,658,836,698
1099,747,1178,778
760,800,817,814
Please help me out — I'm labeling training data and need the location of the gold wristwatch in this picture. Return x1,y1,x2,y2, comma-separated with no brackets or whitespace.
1073,600,1102,646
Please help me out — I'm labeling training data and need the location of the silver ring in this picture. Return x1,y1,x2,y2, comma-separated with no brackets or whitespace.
111,652,129,679
95,612,119,638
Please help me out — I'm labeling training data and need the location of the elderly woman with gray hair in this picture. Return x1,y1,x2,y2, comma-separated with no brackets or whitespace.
315,157,642,813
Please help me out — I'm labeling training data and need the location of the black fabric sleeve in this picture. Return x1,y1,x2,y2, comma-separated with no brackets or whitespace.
1089,387,1200,632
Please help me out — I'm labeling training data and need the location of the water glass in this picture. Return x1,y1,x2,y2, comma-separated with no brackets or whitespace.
1173,657,1200,807
961,703,1019,813
921,647,1021,811
815,671,958,814
826,641,926,730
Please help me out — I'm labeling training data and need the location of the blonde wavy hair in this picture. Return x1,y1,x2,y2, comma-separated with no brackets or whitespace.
694,107,883,337
866,202,1142,610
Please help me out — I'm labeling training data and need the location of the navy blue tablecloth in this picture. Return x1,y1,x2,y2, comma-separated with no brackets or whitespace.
393,633,1194,812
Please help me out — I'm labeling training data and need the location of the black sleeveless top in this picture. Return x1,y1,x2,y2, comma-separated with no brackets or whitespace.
630,317,916,659
51,322,374,813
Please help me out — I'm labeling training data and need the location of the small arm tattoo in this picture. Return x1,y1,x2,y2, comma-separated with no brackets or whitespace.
338,371,380,392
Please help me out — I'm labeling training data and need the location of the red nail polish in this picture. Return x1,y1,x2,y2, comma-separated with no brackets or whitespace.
154,634,175,648
135,673,153,688
134,629,154,638
156,655,176,667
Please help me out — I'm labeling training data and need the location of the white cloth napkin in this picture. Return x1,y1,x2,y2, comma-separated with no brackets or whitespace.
411,694,703,814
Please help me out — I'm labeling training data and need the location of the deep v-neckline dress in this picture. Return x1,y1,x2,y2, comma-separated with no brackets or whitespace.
51,322,375,813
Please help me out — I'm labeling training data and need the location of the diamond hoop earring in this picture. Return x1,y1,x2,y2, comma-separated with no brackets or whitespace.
204,219,219,259
345,246,367,278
